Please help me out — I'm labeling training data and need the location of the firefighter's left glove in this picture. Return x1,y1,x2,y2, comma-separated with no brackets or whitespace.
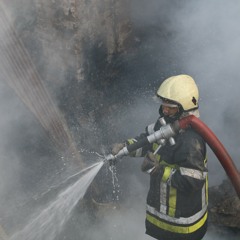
111,143,125,155
141,152,161,175
108,143,125,166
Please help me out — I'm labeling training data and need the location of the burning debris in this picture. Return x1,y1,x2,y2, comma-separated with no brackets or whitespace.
209,179,240,231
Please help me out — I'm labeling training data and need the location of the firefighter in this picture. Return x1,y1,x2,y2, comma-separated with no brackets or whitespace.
112,74,208,240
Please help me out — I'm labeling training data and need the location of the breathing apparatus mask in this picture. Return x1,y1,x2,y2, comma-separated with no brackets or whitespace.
156,74,200,123
157,97,183,124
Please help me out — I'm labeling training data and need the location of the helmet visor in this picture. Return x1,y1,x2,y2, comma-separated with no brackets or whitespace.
156,97,179,108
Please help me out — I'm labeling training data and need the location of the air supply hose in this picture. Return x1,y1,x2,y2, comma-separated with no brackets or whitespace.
177,115,240,199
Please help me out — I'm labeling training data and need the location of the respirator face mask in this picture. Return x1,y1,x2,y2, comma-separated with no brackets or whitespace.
157,98,183,123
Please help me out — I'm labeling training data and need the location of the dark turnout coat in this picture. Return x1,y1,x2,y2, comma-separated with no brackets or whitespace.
127,116,208,240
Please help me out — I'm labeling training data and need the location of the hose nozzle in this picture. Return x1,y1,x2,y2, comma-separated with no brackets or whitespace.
104,123,178,164
104,146,129,163
104,154,115,162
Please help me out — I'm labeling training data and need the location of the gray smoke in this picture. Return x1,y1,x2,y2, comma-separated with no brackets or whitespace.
0,1,240,240
130,0,240,186
111,1,240,239
167,0,240,186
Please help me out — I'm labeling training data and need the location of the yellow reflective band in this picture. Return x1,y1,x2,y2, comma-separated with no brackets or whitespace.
204,157,208,166
168,187,177,217
153,143,159,151
146,212,208,234
152,143,161,161
127,139,135,144
160,160,177,169
162,166,171,182
156,155,160,161
127,139,138,157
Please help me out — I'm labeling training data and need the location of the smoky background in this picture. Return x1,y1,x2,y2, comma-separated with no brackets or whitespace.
0,0,239,240
130,0,240,185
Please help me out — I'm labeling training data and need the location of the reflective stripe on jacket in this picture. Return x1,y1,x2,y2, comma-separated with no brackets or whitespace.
127,117,208,240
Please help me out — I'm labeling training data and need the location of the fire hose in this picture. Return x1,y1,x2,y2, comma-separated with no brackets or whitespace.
105,115,240,199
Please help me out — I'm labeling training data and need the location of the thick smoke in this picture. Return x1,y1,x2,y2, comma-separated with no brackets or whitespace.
161,0,240,185
107,1,240,239
0,1,77,237
130,0,240,185
0,1,240,240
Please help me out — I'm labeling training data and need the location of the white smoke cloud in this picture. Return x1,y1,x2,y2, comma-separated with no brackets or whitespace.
163,0,240,185
129,0,240,186
1,1,240,239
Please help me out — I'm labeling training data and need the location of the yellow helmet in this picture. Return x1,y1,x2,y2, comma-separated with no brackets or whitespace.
157,74,199,111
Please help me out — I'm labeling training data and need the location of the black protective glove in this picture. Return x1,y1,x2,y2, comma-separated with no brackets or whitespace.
141,152,161,175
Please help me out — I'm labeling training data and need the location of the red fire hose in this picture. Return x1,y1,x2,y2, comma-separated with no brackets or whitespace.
178,115,240,199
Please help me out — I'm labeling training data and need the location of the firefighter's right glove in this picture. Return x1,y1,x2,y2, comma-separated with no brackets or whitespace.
111,143,125,155
141,152,161,175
